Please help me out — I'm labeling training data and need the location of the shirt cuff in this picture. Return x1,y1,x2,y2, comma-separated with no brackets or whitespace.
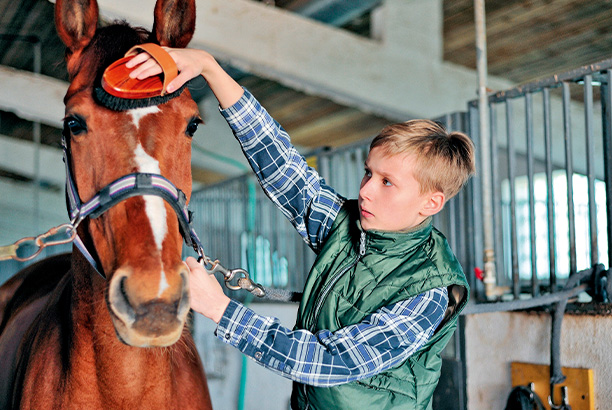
215,299,254,347
218,87,262,133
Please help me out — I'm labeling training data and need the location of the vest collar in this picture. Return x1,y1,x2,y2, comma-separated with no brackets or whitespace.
357,217,433,256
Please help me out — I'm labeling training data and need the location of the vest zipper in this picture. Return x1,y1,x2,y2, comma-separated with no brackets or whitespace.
302,232,366,409
310,231,366,332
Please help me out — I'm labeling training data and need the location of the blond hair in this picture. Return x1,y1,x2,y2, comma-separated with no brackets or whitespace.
370,119,475,200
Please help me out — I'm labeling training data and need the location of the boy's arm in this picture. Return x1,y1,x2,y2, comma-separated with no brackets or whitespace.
128,48,344,250
220,89,345,251
215,287,448,387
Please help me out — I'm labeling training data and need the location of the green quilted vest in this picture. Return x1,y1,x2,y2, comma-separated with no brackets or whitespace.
291,201,469,410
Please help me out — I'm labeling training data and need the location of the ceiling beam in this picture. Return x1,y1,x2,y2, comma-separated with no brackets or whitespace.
0,134,65,186
1,0,514,123
0,65,66,128
97,0,513,120
288,0,383,26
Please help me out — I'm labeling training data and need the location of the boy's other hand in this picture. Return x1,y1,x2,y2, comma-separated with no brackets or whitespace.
185,256,231,323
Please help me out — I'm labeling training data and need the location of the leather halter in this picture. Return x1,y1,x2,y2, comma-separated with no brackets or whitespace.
59,45,265,297
61,134,205,279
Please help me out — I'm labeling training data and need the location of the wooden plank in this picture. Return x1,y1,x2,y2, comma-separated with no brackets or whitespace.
443,0,612,84
511,362,595,410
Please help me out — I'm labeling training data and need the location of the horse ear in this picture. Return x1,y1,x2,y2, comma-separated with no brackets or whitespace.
55,0,99,53
152,0,196,48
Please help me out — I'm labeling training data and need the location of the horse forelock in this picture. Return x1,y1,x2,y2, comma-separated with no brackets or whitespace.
66,22,151,99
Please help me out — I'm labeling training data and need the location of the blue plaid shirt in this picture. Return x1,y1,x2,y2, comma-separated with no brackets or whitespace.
216,88,448,387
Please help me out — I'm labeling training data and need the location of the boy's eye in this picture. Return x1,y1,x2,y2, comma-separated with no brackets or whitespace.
364,169,372,177
383,179,392,187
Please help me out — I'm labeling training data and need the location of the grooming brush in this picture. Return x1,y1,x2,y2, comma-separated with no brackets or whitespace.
95,43,188,111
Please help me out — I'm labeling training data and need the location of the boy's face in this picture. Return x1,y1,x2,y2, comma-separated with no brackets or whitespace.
358,147,443,232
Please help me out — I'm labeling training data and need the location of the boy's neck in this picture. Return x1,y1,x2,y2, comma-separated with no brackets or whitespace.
360,216,432,234
398,216,432,233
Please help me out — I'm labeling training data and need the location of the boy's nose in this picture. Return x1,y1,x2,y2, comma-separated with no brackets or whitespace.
359,179,373,200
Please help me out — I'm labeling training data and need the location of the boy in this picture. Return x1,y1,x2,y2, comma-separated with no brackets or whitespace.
128,48,475,410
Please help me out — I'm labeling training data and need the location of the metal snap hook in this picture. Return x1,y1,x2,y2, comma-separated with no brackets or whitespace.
548,386,570,410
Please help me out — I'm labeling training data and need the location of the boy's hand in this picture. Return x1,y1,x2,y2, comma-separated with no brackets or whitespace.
125,46,244,109
126,47,213,93
185,256,231,323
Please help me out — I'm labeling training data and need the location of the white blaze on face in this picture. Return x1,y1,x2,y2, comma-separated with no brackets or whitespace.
133,142,170,297
129,106,160,128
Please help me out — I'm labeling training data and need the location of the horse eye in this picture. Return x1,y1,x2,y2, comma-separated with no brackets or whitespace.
186,118,202,137
63,116,87,136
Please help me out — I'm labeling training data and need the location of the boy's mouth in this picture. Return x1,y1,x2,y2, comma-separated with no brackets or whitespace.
360,206,374,218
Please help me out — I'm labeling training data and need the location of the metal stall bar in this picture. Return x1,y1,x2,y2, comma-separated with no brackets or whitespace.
505,99,520,298
525,92,539,296
562,82,578,277
603,71,612,268
474,0,497,299
344,150,356,197
543,87,557,290
457,111,479,293
490,104,505,286
318,154,331,189
444,114,458,253
583,75,599,266
469,103,485,299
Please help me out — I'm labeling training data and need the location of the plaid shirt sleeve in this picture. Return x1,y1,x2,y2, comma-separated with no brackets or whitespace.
219,88,346,252
215,287,448,387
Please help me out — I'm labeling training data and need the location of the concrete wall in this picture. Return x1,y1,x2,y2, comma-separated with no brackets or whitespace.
464,312,612,409
192,302,298,410
191,303,612,410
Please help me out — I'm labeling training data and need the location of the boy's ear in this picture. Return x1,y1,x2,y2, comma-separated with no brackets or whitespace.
421,192,445,216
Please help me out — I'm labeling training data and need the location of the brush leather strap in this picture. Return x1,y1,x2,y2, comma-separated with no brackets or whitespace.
125,44,178,96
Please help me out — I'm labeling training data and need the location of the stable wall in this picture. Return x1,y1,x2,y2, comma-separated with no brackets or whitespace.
192,303,298,410
464,312,612,409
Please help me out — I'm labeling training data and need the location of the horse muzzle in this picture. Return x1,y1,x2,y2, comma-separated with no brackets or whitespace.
107,264,191,347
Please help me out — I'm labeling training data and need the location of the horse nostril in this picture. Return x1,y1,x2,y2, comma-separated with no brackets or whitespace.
109,273,136,326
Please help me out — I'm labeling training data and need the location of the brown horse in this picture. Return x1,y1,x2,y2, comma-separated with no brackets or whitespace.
0,0,213,408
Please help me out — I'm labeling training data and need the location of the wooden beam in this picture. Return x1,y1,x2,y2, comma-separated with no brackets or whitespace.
0,134,64,186
97,0,513,120
0,65,66,128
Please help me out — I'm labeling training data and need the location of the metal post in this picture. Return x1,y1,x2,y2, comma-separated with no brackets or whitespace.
33,39,41,233
602,72,612,269
583,75,598,266
525,93,539,296
506,100,519,298
562,82,577,277
543,88,557,290
474,0,497,298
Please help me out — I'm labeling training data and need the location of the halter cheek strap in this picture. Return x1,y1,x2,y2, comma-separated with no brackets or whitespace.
62,136,205,279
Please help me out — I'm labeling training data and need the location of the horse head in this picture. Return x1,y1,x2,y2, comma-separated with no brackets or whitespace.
55,0,199,347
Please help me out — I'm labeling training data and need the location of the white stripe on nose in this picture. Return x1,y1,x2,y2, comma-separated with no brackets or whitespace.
133,143,169,297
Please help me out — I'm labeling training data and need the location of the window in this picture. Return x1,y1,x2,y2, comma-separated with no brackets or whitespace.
501,171,608,281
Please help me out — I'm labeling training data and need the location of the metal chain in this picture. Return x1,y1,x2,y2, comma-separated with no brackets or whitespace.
0,223,77,262
1,222,266,299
